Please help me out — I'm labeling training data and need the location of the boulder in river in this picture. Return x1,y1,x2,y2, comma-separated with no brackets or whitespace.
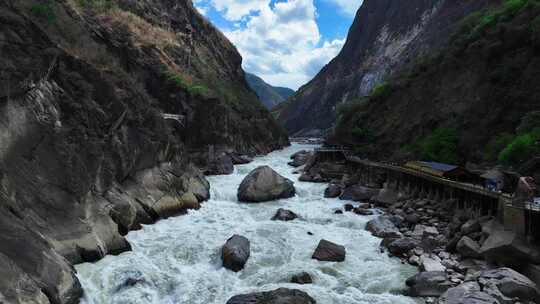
288,150,313,167
312,239,346,262
291,272,313,284
272,208,298,221
339,185,380,202
222,235,250,272
366,215,402,239
324,184,342,198
226,288,315,304
237,166,295,202
387,238,419,255
230,153,253,165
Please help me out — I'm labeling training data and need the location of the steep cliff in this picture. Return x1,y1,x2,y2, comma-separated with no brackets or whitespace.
277,0,496,136
0,0,287,303
332,0,540,166
245,73,295,109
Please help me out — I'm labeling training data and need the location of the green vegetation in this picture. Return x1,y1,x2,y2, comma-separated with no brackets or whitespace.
165,71,211,98
31,1,56,24
351,127,375,143
75,0,117,12
369,82,392,99
415,128,459,164
498,129,540,165
458,0,540,41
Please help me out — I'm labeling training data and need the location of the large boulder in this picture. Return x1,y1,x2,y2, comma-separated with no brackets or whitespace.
457,236,482,258
226,288,316,304
312,240,346,262
420,255,446,272
438,281,496,304
237,166,295,202
271,208,298,221
366,216,402,239
339,185,380,201
371,188,401,207
406,271,452,297
222,235,250,272
479,268,540,303
480,230,540,266
388,238,419,255
288,150,313,167
230,153,253,165
206,154,234,175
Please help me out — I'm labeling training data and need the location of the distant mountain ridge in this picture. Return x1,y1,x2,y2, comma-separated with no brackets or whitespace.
245,73,295,109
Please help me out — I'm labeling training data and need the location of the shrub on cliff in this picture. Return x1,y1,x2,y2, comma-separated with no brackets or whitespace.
416,128,459,164
498,129,540,165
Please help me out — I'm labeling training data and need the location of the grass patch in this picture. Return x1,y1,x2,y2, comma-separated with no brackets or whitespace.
369,82,392,99
75,0,117,12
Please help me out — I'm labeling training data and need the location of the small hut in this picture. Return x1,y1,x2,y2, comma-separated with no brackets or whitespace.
404,161,476,182
481,169,505,192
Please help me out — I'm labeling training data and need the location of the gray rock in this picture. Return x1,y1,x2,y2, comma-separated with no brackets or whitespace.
366,216,402,239
312,239,346,262
288,150,313,167
457,236,482,258
226,288,316,304
405,213,421,225
230,153,253,165
222,235,250,272
388,238,419,255
406,271,452,297
437,281,496,304
291,272,313,284
461,219,481,235
237,166,295,202
339,185,380,202
324,184,342,198
371,188,401,207
480,230,540,266
479,267,540,303
353,207,373,215
420,255,446,272
272,208,298,221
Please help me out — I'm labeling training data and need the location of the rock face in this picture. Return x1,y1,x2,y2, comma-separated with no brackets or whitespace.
0,0,288,302
277,0,491,136
271,208,298,221
237,166,296,202
222,235,251,272
312,240,346,262
226,288,316,304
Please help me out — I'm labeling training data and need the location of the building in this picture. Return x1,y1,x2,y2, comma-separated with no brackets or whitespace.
404,161,479,183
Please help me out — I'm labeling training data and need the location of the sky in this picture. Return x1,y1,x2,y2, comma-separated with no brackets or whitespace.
193,0,363,90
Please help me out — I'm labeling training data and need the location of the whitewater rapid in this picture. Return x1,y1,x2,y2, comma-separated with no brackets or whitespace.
76,144,419,304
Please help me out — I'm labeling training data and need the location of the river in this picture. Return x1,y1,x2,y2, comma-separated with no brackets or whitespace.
76,143,419,304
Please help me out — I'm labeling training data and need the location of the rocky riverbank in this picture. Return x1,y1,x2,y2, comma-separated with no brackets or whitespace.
297,150,540,304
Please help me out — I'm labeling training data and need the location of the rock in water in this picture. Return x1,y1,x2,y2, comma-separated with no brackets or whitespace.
312,240,346,262
388,238,419,255
222,235,250,272
237,166,295,202
324,184,342,198
291,272,313,284
226,288,316,304
272,208,298,221
230,153,253,165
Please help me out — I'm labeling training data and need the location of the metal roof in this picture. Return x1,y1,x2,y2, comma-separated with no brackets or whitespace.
417,161,458,172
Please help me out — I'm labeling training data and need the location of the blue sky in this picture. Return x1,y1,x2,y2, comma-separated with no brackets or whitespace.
193,0,363,89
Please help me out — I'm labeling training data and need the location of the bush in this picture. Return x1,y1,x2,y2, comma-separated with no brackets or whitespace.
370,82,392,99
165,72,188,90
498,129,540,165
416,128,459,164
188,85,210,97
31,1,56,24
351,126,375,143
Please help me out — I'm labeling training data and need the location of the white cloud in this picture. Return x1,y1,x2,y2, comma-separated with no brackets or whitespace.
210,0,269,21
324,0,362,16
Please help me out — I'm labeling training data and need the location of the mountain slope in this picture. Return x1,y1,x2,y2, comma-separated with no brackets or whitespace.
0,1,287,303
245,72,295,109
277,0,496,136
332,0,540,167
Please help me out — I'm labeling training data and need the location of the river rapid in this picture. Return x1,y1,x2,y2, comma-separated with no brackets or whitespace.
76,144,419,304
